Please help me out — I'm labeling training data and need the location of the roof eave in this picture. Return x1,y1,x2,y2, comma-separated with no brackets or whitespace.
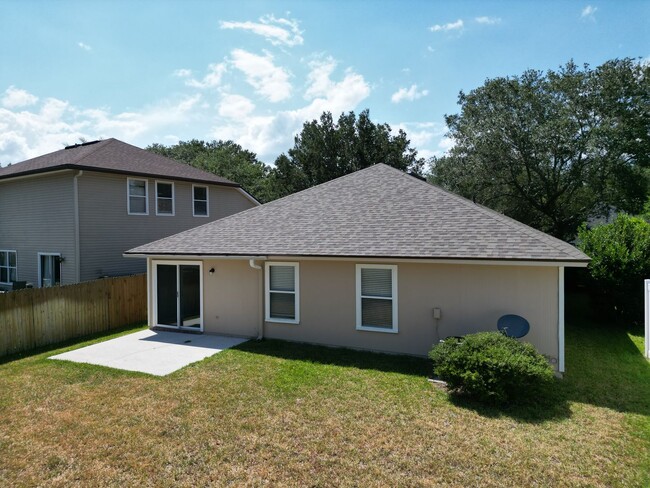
123,252,589,267
0,164,241,187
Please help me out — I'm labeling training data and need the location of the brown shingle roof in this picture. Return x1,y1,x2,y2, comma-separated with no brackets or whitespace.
0,138,239,187
126,164,589,263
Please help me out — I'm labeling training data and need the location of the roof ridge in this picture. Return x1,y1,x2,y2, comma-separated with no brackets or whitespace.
72,138,114,164
388,166,582,259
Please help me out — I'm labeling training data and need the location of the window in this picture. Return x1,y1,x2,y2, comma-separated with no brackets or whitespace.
356,264,398,333
39,253,62,288
265,262,299,324
0,250,17,284
127,178,148,215
156,181,175,215
193,185,209,217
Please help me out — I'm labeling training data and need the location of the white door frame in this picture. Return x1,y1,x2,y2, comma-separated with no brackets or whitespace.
37,252,61,288
152,260,204,332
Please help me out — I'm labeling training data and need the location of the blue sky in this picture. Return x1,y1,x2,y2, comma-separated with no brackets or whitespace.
1,1,648,166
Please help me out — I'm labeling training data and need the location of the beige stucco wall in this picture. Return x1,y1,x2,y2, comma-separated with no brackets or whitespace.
178,258,559,361
201,259,261,338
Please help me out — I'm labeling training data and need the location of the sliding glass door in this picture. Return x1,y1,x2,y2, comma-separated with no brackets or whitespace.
154,261,202,331
39,253,61,288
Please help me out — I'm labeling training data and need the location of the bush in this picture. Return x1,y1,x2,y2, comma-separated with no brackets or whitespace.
577,214,650,325
429,332,555,404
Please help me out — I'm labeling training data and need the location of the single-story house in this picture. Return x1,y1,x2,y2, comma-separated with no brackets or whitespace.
125,164,589,372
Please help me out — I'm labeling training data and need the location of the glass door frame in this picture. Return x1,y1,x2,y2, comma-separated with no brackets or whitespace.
152,260,204,332
38,252,62,288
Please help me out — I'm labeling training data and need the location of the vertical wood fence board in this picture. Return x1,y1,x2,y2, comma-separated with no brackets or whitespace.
0,274,147,357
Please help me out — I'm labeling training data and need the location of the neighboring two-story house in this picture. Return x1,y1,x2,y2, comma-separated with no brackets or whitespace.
0,138,258,289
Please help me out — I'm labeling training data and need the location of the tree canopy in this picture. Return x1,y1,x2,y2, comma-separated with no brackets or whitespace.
146,139,275,202
147,110,428,202
269,109,427,196
430,58,650,240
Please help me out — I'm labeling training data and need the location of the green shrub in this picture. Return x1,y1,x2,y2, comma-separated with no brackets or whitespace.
429,332,555,404
577,214,650,325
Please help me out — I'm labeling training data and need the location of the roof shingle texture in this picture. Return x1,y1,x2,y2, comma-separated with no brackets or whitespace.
128,164,589,262
0,138,238,186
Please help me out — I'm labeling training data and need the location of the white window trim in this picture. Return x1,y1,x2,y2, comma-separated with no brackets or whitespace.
38,252,62,288
265,262,300,324
127,177,149,215
155,180,175,216
356,264,398,333
192,184,209,217
0,249,17,284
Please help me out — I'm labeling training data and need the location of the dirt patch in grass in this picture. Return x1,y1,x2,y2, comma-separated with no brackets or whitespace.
0,318,648,487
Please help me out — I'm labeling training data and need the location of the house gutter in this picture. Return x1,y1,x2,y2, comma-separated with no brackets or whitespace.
249,259,264,340
73,170,83,282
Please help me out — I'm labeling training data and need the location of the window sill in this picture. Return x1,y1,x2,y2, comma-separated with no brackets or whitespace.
266,318,300,325
356,325,398,334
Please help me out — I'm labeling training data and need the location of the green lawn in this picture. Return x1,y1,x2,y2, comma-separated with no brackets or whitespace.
0,308,648,487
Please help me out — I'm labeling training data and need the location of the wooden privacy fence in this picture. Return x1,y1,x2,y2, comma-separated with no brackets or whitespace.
0,274,147,357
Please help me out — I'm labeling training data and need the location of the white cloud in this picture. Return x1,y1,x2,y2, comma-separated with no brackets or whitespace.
173,68,192,78
2,86,39,108
78,42,92,51
475,16,501,25
230,49,292,102
220,14,303,47
218,94,256,119
212,61,370,160
392,121,445,157
185,63,227,89
581,5,597,19
430,19,464,32
391,84,429,103
0,94,202,166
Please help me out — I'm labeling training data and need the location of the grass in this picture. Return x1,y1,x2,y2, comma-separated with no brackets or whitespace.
0,301,648,487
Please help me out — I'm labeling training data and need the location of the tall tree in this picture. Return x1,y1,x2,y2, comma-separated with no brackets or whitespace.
430,59,650,240
269,109,427,197
147,140,274,202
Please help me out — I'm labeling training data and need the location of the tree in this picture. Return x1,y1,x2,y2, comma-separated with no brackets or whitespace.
430,59,650,240
577,214,650,325
269,109,427,197
147,140,274,202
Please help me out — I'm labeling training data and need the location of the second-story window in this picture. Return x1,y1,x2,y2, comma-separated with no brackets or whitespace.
193,185,209,217
156,181,174,216
127,178,148,215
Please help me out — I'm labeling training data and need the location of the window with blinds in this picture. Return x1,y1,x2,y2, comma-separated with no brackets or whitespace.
265,263,299,323
356,264,398,332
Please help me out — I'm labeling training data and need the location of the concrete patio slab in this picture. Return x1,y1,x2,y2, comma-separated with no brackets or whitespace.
50,329,248,376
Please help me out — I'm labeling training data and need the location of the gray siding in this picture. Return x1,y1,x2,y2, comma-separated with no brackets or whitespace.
77,172,255,281
0,171,77,287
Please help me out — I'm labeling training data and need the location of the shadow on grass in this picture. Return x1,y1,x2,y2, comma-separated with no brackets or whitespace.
560,295,650,418
0,322,147,366
233,338,431,377
447,385,573,423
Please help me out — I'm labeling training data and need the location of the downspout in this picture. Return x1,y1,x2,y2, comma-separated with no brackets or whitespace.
249,259,263,340
73,170,83,282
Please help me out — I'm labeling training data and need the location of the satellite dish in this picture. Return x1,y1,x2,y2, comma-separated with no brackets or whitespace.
497,314,530,338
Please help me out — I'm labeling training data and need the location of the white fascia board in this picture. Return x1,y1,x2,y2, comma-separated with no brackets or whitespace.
124,253,587,267
123,253,268,260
